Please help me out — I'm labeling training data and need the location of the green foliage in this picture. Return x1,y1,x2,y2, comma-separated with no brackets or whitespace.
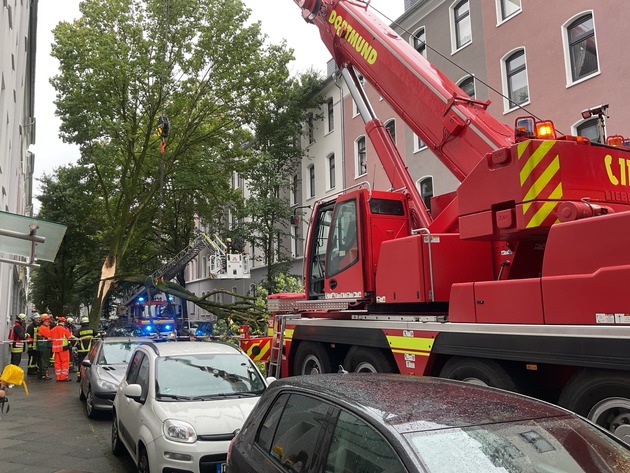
46,0,298,321
253,273,303,327
31,166,107,315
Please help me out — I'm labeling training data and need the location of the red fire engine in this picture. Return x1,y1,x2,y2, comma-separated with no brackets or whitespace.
261,0,630,439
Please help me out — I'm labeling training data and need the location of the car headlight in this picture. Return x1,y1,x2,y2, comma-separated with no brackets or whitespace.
95,378,118,391
164,419,197,443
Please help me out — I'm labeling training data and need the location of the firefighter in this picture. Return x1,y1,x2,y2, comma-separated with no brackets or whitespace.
75,316,97,382
36,314,53,380
26,313,42,375
9,313,28,366
50,317,73,382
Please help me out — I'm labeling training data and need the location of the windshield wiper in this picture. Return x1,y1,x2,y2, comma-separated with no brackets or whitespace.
157,393,191,401
189,392,261,401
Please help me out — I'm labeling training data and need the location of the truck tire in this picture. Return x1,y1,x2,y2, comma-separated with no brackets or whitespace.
294,342,335,375
439,357,520,392
558,369,630,441
343,347,397,373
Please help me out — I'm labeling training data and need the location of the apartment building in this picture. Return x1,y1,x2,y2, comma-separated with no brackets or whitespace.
0,0,38,364
326,0,630,219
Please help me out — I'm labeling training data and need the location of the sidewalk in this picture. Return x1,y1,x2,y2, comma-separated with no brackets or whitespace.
0,357,133,473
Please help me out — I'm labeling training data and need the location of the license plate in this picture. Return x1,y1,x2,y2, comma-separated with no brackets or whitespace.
216,463,226,473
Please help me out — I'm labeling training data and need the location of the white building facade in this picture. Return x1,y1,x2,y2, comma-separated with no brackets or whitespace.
0,0,38,365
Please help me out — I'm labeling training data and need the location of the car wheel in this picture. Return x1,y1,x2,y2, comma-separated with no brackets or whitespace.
111,412,126,456
559,369,630,442
86,389,97,418
294,342,335,375
79,384,86,401
343,347,397,373
439,357,520,392
138,444,150,473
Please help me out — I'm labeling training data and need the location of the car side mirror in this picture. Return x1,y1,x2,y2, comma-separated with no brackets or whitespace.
81,359,92,368
124,384,143,402
266,376,276,385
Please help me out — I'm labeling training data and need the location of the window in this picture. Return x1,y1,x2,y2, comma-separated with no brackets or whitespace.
565,13,599,83
458,76,475,99
497,0,521,22
135,354,150,402
503,49,529,110
126,351,145,383
418,176,434,210
291,225,300,258
307,113,314,144
385,119,396,143
576,117,601,143
412,27,427,58
415,135,427,152
326,410,406,473
308,203,334,298
258,394,331,470
452,0,471,51
356,136,367,176
291,174,298,206
327,97,334,133
308,165,315,198
328,153,336,190
326,199,359,277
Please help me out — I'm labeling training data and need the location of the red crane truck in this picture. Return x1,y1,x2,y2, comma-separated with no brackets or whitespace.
265,0,630,440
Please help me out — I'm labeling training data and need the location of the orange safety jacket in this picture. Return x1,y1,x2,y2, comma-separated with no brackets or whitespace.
37,324,53,351
50,325,72,353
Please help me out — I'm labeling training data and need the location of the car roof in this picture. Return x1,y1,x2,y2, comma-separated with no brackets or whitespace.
139,340,242,357
268,374,572,434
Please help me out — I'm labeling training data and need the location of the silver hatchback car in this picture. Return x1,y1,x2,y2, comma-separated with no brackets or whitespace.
79,337,144,418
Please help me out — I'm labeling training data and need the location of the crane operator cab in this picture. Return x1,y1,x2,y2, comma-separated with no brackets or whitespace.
305,188,409,304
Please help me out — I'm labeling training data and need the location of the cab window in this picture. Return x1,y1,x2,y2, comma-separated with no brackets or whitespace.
326,199,359,277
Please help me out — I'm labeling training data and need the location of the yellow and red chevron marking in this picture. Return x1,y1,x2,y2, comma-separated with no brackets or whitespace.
240,337,272,362
517,140,563,229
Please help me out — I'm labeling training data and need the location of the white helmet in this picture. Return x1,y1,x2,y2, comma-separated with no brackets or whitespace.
17,313,27,321
80,316,90,324
66,317,75,324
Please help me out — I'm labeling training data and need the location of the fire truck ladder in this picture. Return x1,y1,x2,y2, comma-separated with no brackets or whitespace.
153,233,215,281
268,314,302,378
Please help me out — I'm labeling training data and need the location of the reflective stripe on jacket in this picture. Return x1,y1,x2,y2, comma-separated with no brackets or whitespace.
77,328,96,353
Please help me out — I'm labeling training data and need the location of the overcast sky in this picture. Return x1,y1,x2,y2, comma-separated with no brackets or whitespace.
30,0,404,200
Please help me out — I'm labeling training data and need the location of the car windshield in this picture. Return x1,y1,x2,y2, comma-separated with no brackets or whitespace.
155,352,266,399
406,416,630,472
97,341,142,365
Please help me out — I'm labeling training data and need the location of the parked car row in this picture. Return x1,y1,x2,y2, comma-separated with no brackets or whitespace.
78,337,630,473
79,337,144,418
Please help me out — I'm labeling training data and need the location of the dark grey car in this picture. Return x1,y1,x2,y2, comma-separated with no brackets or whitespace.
79,337,144,418
227,374,630,473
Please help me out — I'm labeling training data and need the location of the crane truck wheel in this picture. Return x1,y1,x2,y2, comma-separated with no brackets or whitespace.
343,347,397,373
294,342,335,375
558,369,630,442
439,357,520,392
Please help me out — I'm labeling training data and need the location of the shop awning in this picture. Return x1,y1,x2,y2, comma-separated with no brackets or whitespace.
0,211,67,267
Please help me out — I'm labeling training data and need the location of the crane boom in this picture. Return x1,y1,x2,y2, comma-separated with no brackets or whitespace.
295,0,514,184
